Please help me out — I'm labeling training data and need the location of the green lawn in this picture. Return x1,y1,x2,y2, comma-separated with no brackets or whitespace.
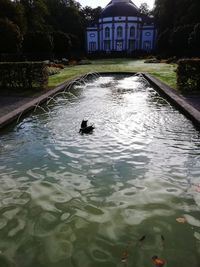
48,59,177,89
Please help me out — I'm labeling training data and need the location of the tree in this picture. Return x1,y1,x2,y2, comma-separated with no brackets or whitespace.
0,18,22,53
153,0,200,55
69,34,80,51
175,0,200,26
80,6,102,26
52,31,71,55
46,0,84,50
22,31,53,54
19,0,49,32
0,0,25,32
139,2,151,16
154,0,200,33
0,0,110,56
170,25,193,52
156,28,171,52
46,0,83,34
153,0,176,33
189,23,200,55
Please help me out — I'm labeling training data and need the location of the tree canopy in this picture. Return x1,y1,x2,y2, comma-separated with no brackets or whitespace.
0,0,101,56
139,2,152,16
1,0,199,57
154,0,200,56
0,18,22,53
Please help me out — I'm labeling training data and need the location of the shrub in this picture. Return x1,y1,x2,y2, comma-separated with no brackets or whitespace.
48,63,64,69
144,58,160,63
22,31,53,54
165,56,177,64
52,31,71,55
177,59,200,92
156,28,171,52
189,23,200,56
170,25,193,53
0,18,22,53
0,62,48,90
47,67,61,76
69,34,81,51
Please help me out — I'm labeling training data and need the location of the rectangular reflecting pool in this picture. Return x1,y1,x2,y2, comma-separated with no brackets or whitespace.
0,75,200,267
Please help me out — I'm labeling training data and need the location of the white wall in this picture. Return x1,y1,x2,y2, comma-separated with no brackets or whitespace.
141,27,154,50
87,30,98,52
87,16,156,52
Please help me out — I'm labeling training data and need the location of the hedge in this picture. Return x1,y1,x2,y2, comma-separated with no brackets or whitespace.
177,59,200,92
0,62,48,90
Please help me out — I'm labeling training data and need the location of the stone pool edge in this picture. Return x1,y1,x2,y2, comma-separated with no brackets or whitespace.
0,72,200,129
143,73,200,129
0,77,78,129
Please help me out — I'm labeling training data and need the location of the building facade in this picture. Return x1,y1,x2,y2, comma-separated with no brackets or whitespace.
86,0,157,53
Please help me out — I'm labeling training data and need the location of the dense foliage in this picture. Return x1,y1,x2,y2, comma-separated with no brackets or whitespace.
0,0,102,58
154,0,200,56
177,59,200,92
1,0,199,58
0,62,48,89
0,18,22,53
189,23,200,54
23,32,53,54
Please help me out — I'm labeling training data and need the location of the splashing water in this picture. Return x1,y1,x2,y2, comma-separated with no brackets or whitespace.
0,74,200,267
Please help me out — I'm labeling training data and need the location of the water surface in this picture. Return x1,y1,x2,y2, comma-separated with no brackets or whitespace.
0,75,200,267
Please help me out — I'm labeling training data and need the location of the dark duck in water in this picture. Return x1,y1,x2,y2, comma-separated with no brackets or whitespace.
79,120,95,134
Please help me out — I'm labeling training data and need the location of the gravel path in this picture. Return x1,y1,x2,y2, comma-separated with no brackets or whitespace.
0,96,34,117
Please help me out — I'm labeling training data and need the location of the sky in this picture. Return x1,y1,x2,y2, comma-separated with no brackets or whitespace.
77,0,155,9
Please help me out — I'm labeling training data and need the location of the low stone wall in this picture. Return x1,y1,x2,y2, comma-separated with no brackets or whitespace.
0,62,48,90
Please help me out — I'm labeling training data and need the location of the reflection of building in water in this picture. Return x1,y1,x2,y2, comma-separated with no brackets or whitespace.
86,0,157,53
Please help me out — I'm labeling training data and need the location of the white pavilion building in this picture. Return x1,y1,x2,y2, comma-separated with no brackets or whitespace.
86,0,157,53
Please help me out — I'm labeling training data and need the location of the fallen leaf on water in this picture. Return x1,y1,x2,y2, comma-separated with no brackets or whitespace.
121,251,128,263
194,232,200,241
176,217,187,223
194,186,200,193
121,257,127,263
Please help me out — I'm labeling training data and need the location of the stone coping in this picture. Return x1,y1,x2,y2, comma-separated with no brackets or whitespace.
0,78,75,129
143,73,200,129
0,72,200,130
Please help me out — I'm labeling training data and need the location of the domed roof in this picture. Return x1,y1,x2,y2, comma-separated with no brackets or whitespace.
101,0,140,18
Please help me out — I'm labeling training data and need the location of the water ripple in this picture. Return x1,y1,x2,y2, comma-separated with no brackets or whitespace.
0,75,200,266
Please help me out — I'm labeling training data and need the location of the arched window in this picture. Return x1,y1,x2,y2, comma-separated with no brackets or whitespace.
117,26,123,38
105,27,110,38
130,26,135,38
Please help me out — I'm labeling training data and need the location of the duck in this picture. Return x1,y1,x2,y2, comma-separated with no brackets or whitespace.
81,120,88,129
79,120,95,134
